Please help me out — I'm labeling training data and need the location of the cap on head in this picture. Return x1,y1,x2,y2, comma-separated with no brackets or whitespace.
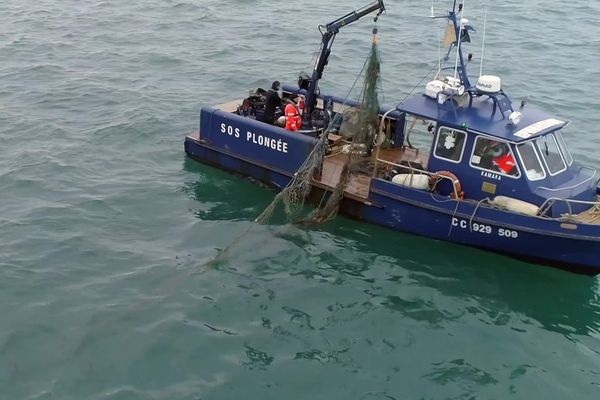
271,80,281,90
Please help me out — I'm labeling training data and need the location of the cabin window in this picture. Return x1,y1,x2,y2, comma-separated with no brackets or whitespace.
470,136,520,178
536,133,566,175
403,115,436,151
555,131,573,166
517,141,546,181
434,127,466,163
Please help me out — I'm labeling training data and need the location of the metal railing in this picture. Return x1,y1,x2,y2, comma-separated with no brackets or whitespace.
537,196,600,219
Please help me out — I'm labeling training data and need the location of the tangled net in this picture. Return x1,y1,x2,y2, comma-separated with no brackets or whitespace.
300,31,382,225
208,31,382,266
254,133,329,224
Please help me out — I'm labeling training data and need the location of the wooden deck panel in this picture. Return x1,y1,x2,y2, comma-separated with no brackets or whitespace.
376,147,429,169
316,144,430,200
316,154,371,199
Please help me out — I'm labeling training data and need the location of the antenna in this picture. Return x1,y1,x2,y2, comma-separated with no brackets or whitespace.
479,6,488,77
437,23,442,78
453,1,466,81
430,1,435,18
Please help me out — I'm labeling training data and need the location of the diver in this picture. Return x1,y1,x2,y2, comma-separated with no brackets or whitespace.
263,80,282,125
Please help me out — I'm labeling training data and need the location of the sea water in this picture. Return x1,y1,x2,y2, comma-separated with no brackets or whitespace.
0,1,599,399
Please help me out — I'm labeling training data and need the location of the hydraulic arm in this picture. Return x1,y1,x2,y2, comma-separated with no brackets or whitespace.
302,0,385,126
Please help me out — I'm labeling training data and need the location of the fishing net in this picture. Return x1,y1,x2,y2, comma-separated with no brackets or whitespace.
208,30,382,266
254,133,328,224
300,30,382,224
256,31,382,226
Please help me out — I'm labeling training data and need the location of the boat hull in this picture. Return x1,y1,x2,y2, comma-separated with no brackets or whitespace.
185,134,600,275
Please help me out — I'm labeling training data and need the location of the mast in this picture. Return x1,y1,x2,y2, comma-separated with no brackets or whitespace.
449,2,471,88
430,1,473,88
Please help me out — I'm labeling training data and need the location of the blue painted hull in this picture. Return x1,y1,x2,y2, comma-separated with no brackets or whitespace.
366,180,600,273
185,124,600,274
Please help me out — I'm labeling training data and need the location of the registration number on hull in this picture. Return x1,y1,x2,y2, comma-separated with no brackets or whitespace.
452,218,519,238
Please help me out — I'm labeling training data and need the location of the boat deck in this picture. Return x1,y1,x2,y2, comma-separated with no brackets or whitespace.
317,145,428,200
206,99,432,200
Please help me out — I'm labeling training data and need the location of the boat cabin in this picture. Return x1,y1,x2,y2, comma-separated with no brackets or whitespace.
389,82,597,217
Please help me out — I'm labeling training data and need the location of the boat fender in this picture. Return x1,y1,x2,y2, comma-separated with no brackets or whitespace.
430,171,464,199
392,174,430,190
490,196,539,216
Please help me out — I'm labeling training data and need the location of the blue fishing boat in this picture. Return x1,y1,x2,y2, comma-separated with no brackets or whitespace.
184,0,600,274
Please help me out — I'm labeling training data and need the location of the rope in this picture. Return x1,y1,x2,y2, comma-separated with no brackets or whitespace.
394,64,439,109
446,199,462,236
468,197,491,232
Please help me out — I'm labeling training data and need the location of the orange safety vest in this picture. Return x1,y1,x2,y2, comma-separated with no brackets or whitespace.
285,103,302,131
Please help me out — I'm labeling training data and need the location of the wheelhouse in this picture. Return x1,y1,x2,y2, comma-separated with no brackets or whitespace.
384,91,598,217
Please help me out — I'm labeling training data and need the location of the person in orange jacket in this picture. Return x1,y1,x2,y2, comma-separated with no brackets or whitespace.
493,152,517,175
284,101,302,131
486,140,517,175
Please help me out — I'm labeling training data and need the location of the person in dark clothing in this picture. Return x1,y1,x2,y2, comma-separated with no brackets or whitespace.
263,80,282,124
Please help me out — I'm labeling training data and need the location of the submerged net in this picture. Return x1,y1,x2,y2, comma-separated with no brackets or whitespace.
254,134,328,224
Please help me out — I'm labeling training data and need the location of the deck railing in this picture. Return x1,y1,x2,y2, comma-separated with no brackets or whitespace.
537,196,600,219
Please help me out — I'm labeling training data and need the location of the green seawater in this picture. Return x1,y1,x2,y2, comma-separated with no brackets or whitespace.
0,0,599,399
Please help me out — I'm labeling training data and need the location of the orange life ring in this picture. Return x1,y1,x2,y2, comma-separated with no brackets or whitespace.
430,170,464,199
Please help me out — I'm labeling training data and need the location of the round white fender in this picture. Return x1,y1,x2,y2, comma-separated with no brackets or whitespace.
392,174,430,190
490,195,539,216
